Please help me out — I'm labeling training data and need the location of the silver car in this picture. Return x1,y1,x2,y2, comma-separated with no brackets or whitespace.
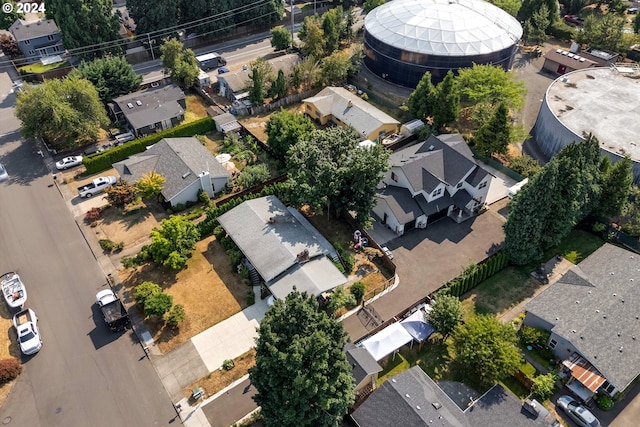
55,156,83,170
557,395,600,427
0,163,7,182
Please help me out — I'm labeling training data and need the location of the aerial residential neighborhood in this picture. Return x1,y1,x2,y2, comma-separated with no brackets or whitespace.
1,0,640,426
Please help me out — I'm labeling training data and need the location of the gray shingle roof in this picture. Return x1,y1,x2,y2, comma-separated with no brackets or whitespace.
345,344,383,386
219,54,300,93
464,166,489,187
376,185,424,224
10,19,59,41
113,85,185,131
524,243,640,391
113,137,229,201
267,256,346,299
217,196,338,284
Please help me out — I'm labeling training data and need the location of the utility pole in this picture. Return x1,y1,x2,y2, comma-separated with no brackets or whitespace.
147,33,155,60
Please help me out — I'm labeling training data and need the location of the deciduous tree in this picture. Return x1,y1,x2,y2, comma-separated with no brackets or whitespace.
473,103,511,157
248,57,274,105
15,76,109,148
508,154,541,178
69,57,142,102
236,164,271,189
486,0,521,16
363,0,385,13
0,34,21,58
160,38,200,88
249,291,355,427
265,109,315,160
452,314,522,386
104,179,138,209
291,57,321,92
144,292,173,317
148,216,200,270
127,0,177,35
270,26,292,51
455,64,527,112
299,15,325,58
135,171,166,200
320,50,352,86
427,294,463,341
322,7,344,54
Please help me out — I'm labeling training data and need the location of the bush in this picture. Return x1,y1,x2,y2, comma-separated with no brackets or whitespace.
144,292,173,317
564,250,579,263
0,358,22,384
197,189,212,207
247,290,255,305
238,264,250,279
114,241,125,252
165,304,186,327
350,281,365,302
227,248,243,267
99,239,116,252
547,21,576,42
222,359,235,370
213,225,226,241
342,251,355,274
519,325,550,347
133,281,162,306
532,373,558,401
596,394,614,410
84,207,102,223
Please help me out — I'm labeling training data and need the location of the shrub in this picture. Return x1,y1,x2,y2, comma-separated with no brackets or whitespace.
99,239,116,252
519,325,550,347
327,285,357,313
564,250,580,263
165,304,186,327
197,189,212,207
133,281,162,306
238,264,250,279
227,248,243,267
341,251,355,274
0,358,22,384
596,394,614,410
532,373,558,401
114,241,125,251
350,281,365,302
84,207,102,223
172,203,186,213
144,292,173,317
222,359,235,370
213,225,226,241
247,290,255,305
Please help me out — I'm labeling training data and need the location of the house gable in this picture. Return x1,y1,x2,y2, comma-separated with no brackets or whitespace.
112,85,186,134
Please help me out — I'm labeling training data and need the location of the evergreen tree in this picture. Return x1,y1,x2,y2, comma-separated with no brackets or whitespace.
69,57,142,102
473,104,511,157
249,57,274,105
299,15,325,59
593,156,632,219
529,4,550,46
432,70,460,128
407,72,436,120
0,1,24,31
271,69,287,100
127,0,177,36
250,291,355,427
322,7,342,55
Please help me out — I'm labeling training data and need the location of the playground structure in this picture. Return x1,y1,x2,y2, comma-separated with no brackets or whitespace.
353,230,369,250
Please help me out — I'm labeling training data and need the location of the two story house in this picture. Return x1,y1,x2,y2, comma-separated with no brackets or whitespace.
372,134,492,236
9,19,64,62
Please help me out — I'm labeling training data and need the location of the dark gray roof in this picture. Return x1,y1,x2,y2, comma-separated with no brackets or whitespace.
352,368,558,427
345,344,383,386
389,135,479,193
113,85,185,131
10,19,59,41
217,196,338,283
351,366,468,427
524,243,640,391
465,166,490,187
376,185,424,224
113,137,229,201
415,192,452,216
451,189,473,207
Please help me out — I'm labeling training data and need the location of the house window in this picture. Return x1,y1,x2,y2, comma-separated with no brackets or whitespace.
47,35,55,41
456,182,463,188
548,339,557,349
306,105,312,111
391,172,398,182
52,45,60,52
24,40,30,45
28,50,35,56
478,181,488,189
601,381,616,395
432,188,442,197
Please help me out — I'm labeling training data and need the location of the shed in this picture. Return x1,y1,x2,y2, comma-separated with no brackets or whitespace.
213,112,241,134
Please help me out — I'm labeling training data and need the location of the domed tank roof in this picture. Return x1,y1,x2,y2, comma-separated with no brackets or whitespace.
364,0,523,57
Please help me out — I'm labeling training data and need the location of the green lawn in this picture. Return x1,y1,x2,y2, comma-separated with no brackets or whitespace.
540,229,604,266
21,61,70,74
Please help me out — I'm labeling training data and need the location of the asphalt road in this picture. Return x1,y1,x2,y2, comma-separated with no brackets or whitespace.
0,87,176,425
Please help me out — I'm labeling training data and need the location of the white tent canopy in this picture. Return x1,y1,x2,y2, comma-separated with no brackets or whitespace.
401,310,435,342
361,323,414,361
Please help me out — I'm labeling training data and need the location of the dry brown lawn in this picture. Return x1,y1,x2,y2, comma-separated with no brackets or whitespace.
184,94,209,123
0,303,21,406
95,201,168,249
118,236,251,353
239,103,305,143
70,167,120,197
184,349,256,399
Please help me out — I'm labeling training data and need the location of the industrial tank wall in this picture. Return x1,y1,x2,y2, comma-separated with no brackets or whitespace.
363,30,519,87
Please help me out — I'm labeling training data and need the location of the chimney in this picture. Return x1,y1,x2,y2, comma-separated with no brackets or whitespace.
347,100,353,108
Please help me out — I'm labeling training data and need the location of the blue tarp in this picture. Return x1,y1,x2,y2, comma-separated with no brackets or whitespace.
401,310,435,342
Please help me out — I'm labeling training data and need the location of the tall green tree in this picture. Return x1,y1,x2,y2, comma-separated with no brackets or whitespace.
292,57,321,92
265,109,315,160
529,4,550,46
47,0,121,59
177,0,233,36
127,0,177,36
270,26,292,51
427,294,463,341
452,314,522,386
15,76,108,148
634,14,640,34
69,57,142,102
432,71,460,128
249,291,355,427
508,154,541,178
236,164,271,189
271,69,287,100
234,0,283,28
299,15,325,59
249,57,274,105
287,127,390,226
473,103,511,157
577,14,625,51
0,34,21,58
147,215,200,270
363,0,385,13
160,38,199,88
320,51,352,86
135,171,166,200
0,1,24,31
455,64,527,112
407,72,436,120
517,0,558,24
322,7,344,54
486,0,521,16
593,156,633,219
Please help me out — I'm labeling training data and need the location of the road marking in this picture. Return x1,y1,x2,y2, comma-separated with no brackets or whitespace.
0,130,20,139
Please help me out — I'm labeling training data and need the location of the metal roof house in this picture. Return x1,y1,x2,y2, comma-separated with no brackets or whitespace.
351,366,559,427
303,86,400,141
372,134,492,236
109,84,186,137
217,196,346,300
524,244,640,402
113,137,230,207
9,19,64,62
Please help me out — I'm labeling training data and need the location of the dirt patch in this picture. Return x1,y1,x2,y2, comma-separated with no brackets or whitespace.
118,236,251,353
184,349,256,399
0,302,20,406
185,94,209,123
94,202,167,250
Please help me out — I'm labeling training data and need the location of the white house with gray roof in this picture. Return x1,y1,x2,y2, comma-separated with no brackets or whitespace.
217,196,346,300
372,134,492,236
524,244,640,401
303,86,400,141
113,137,230,207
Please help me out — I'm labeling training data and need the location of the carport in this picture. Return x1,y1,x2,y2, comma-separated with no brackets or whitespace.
361,323,413,361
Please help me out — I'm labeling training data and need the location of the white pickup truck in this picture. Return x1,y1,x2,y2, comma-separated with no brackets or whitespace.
77,176,117,198
13,308,42,355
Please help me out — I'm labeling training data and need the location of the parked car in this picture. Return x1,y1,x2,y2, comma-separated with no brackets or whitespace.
55,156,83,170
629,7,639,14
13,308,42,355
557,395,600,427
563,15,585,25
218,67,230,74
0,163,8,182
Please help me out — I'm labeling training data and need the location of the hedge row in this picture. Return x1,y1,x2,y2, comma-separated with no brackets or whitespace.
83,117,216,174
441,252,509,298
198,182,288,237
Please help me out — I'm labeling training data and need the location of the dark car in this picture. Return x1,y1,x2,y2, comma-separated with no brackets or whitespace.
563,15,585,25
218,67,230,74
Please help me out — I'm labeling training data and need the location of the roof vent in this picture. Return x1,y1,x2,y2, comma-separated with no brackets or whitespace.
634,336,636,340
127,102,133,109
579,58,586,62
555,317,559,321
416,405,421,410
613,293,617,296
432,402,442,410
391,379,396,383
611,272,615,275
136,100,142,106
428,145,435,151
556,49,562,53
620,347,624,352
572,330,576,333
588,291,592,294
631,279,634,282
405,394,410,398
181,171,191,179
596,310,600,313
604,315,607,319
576,301,579,304
618,332,621,336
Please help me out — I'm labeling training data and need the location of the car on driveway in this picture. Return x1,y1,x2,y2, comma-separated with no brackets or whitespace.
0,163,8,182
557,395,600,427
55,156,83,170
218,67,230,74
